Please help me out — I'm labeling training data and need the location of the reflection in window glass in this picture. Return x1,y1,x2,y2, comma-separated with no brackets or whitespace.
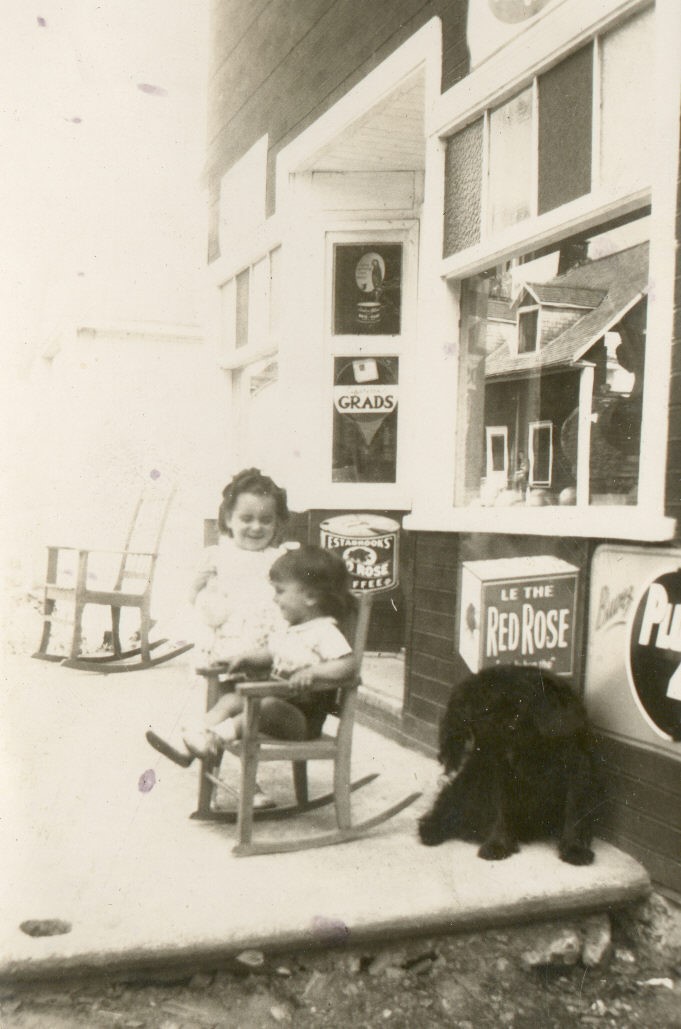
455,216,649,509
332,356,398,483
488,88,533,234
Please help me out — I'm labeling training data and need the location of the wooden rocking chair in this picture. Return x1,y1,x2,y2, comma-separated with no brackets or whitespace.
192,595,420,856
32,482,193,673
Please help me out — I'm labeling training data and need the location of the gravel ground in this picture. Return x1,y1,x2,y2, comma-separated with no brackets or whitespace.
2,896,681,1028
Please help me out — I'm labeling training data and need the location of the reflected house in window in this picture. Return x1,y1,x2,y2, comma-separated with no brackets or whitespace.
482,242,648,505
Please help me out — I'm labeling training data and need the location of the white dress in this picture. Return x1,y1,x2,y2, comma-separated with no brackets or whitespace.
192,538,285,664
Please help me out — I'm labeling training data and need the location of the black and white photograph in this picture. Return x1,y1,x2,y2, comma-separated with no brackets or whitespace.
2,1,681,1026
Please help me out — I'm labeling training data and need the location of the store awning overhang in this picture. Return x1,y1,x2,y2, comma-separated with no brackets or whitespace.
293,67,426,173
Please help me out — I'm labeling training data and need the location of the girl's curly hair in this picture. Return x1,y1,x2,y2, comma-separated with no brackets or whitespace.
218,468,289,536
269,545,356,622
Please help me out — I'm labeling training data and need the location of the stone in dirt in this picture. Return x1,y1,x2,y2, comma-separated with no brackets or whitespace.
520,926,582,968
581,913,612,968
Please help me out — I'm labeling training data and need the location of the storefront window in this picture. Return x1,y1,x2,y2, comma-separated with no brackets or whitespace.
454,215,649,510
332,356,398,482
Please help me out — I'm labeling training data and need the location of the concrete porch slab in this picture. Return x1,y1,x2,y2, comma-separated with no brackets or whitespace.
0,653,649,982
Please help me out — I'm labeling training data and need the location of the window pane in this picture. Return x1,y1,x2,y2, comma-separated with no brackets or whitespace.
249,256,269,346
444,118,484,256
488,88,533,234
269,246,282,339
600,7,654,195
332,356,398,483
538,45,592,214
219,278,235,356
455,217,649,509
235,268,250,348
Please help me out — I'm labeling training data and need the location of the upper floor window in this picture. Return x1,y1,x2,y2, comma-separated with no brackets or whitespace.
219,246,281,363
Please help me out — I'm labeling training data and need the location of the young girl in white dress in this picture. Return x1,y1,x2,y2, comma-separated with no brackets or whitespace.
146,468,289,782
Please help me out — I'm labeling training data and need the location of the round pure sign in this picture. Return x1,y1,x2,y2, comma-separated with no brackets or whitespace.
628,570,681,741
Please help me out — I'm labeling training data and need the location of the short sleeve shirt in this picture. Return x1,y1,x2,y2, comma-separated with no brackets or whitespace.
268,617,352,679
268,617,353,733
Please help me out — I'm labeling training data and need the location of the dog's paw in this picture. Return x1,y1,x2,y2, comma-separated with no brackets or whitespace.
477,838,519,861
559,842,595,866
417,818,447,847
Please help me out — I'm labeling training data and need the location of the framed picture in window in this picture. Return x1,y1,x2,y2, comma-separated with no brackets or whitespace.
333,243,402,336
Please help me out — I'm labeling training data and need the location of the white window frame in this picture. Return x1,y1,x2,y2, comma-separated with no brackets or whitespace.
405,0,679,542
322,223,418,499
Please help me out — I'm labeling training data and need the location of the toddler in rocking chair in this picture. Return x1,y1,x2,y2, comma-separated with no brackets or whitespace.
161,546,357,766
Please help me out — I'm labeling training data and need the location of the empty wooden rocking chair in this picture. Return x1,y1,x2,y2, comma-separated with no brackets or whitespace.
193,595,421,856
33,481,193,673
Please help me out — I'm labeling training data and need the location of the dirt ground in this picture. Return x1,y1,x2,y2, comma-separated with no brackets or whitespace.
2,896,680,1029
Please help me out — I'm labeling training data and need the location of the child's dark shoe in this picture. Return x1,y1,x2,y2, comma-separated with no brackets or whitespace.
145,730,194,768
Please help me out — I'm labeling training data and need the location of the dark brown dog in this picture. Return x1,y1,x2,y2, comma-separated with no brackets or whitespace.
418,666,598,864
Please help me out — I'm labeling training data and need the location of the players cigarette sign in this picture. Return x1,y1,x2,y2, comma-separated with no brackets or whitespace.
629,570,681,740
586,545,681,752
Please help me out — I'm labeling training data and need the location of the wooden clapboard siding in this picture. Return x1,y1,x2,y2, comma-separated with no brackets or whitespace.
595,735,681,894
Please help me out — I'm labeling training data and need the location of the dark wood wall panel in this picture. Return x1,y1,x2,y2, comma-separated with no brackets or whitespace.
405,532,464,729
595,736,681,894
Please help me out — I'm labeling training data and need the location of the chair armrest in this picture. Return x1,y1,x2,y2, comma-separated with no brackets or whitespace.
195,666,247,683
80,548,157,558
236,677,356,699
46,546,156,558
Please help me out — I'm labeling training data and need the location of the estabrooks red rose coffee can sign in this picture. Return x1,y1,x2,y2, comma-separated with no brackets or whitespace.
320,514,399,595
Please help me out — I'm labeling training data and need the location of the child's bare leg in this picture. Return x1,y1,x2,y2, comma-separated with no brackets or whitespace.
182,695,243,758
204,693,244,727
208,698,307,743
